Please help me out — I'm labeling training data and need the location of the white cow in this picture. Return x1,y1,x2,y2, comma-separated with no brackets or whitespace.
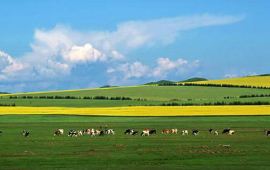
54,129,64,136
182,130,188,135
106,129,115,135
228,130,235,135
141,129,150,136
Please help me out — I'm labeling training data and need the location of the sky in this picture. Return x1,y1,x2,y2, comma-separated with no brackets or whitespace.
0,0,270,92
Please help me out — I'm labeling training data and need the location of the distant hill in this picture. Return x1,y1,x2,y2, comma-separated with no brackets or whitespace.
179,77,208,83
189,75,270,87
145,80,176,85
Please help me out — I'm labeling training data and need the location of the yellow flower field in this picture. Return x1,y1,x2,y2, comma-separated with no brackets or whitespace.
1,106,270,116
188,76,270,87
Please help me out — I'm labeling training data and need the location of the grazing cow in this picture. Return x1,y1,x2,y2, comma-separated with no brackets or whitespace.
265,130,270,136
124,129,134,135
182,130,188,135
222,128,231,134
192,129,199,136
99,130,105,136
77,130,83,136
149,129,156,135
228,130,235,135
162,129,170,134
68,130,78,137
54,129,64,136
209,128,213,134
171,128,178,134
105,129,115,135
141,129,150,136
214,130,219,136
222,128,235,135
22,130,30,137
132,131,139,135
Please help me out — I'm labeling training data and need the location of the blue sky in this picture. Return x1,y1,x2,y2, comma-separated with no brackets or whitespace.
0,0,270,92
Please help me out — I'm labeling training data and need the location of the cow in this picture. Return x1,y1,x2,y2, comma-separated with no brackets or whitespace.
222,128,231,134
77,130,83,136
0,130,2,134
141,129,150,136
171,128,178,134
105,129,115,135
162,129,170,134
209,128,213,134
149,129,156,135
228,130,235,135
68,130,78,137
124,129,134,135
54,129,64,136
214,130,219,136
132,131,139,135
222,128,235,135
192,129,199,136
125,129,138,135
182,130,188,135
99,130,105,136
22,130,30,137
265,130,270,136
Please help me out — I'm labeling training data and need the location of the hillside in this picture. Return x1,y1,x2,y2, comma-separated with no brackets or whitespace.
185,75,270,88
2,84,270,107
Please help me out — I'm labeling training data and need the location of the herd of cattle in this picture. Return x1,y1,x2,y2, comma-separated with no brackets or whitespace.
0,128,269,137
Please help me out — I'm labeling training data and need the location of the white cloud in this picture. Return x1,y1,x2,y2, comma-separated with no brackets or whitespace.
108,57,200,81
63,43,104,63
95,14,244,50
153,58,188,77
0,14,244,91
0,51,25,79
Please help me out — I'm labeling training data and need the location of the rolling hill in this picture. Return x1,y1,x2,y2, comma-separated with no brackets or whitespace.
185,75,270,87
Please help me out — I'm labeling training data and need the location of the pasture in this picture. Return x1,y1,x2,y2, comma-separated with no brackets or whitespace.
2,85,270,107
1,115,270,170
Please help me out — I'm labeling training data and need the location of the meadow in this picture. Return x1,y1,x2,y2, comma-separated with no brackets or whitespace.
1,115,270,170
2,85,270,107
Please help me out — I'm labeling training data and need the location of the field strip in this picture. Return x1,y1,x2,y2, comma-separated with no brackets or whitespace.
1,106,270,116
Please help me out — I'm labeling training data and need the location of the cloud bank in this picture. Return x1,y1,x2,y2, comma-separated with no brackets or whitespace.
0,14,244,92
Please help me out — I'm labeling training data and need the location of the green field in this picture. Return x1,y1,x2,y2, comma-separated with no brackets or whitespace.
2,86,270,107
1,115,270,170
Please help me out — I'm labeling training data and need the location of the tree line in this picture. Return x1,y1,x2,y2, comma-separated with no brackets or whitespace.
155,82,270,89
158,101,270,106
8,95,147,101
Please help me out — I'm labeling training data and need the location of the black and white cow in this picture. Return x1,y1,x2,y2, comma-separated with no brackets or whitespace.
209,128,213,134
222,128,235,135
131,131,139,135
22,130,30,137
265,130,270,136
124,129,134,135
54,129,64,136
192,129,199,136
68,130,78,137
149,129,157,135
105,129,115,135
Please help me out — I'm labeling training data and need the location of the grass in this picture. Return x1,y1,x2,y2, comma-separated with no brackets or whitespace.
1,115,270,169
2,85,270,107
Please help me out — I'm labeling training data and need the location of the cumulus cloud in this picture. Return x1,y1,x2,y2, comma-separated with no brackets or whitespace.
63,44,104,63
107,57,200,82
0,14,244,91
0,51,25,80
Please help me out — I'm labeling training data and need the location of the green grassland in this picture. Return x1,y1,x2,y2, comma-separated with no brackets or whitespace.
1,115,270,170
2,85,270,107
